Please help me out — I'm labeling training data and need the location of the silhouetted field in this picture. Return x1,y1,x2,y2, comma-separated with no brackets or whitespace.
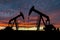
0,26,59,32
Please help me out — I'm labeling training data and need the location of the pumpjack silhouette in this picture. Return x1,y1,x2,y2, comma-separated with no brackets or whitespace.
2,6,57,32
28,6,56,31
6,12,25,30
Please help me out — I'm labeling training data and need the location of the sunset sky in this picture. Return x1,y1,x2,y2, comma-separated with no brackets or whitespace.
0,0,60,28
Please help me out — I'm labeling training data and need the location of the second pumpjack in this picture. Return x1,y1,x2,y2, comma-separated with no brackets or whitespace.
28,6,56,31
8,12,24,30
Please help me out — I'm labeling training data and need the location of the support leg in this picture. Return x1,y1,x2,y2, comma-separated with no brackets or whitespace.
37,16,42,31
14,20,18,30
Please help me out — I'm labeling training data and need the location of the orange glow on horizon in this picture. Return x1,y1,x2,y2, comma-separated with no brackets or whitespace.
0,16,60,28
0,23,60,28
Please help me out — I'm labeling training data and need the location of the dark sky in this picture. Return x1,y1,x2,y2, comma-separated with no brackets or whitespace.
0,0,60,25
